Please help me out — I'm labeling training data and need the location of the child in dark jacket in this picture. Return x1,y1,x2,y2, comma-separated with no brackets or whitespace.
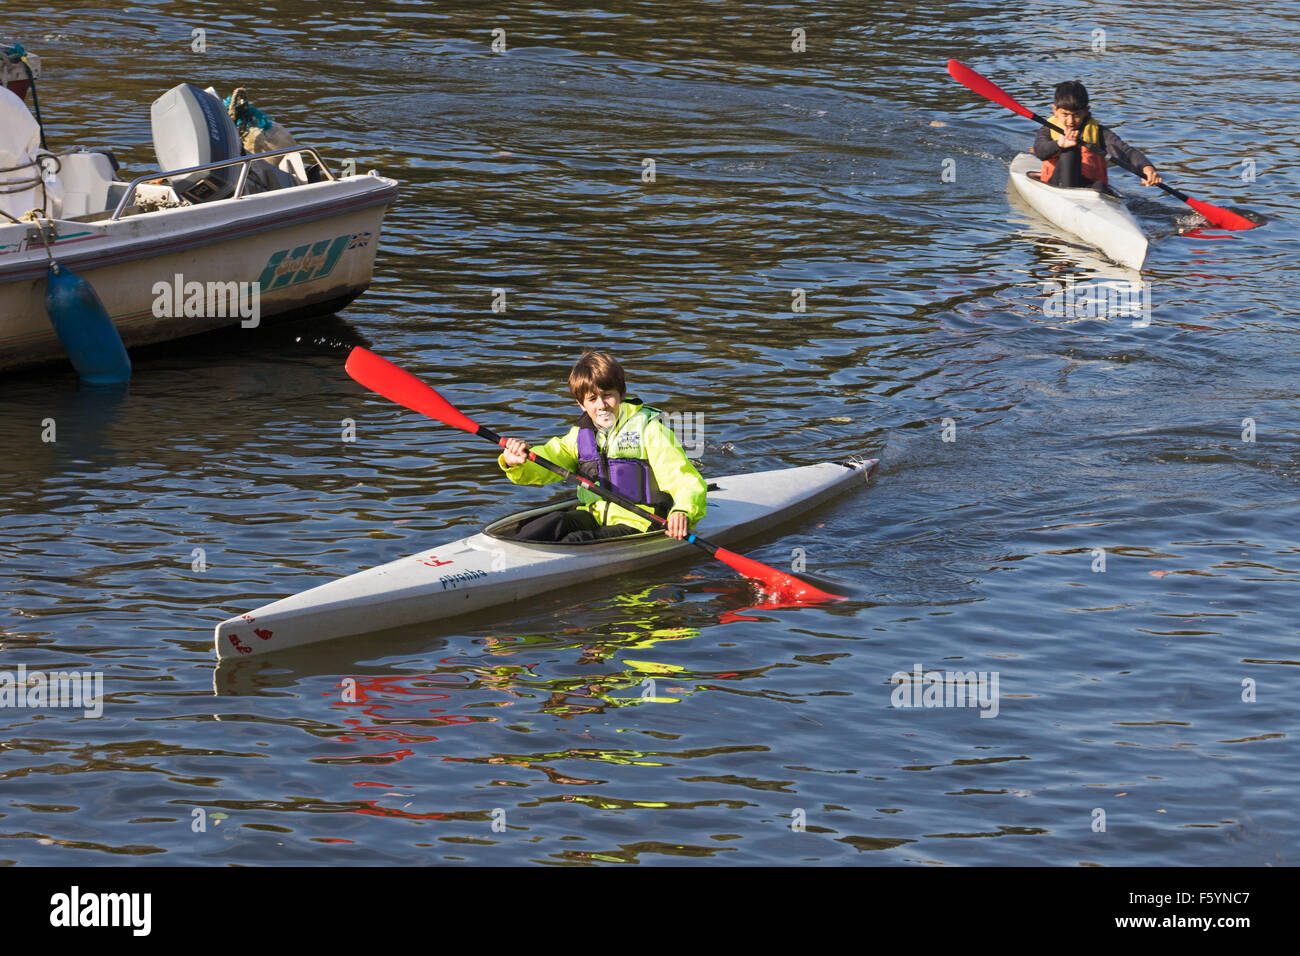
1033,80,1161,191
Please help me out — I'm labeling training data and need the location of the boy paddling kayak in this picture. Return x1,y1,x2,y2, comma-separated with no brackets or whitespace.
948,58,1254,230
339,347,852,604
1034,80,1161,191
499,351,707,543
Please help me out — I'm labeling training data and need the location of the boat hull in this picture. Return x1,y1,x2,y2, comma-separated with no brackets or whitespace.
0,173,397,373
214,457,879,659
1007,152,1148,270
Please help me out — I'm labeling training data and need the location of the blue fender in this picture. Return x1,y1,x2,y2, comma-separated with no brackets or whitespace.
44,263,132,386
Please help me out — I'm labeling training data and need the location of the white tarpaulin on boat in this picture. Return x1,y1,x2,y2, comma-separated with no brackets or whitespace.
0,85,62,221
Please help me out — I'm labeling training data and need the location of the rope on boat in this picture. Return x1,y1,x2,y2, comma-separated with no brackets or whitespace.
28,208,58,267
225,87,274,134
224,86,317,185
3,43,46,149
0,153,59,221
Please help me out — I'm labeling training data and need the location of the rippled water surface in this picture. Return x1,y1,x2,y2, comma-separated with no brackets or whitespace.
2,1,1297,865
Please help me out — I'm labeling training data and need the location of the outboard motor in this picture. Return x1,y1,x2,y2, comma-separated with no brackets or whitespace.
151,83,241,202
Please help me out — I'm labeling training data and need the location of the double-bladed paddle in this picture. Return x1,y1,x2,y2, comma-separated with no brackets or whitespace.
946,59,1256,231
344,346,845,603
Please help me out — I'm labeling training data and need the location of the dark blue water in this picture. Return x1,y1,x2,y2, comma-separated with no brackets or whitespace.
1,0,1296,865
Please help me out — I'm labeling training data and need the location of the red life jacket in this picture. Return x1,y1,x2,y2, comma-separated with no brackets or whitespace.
1040,116,1108,185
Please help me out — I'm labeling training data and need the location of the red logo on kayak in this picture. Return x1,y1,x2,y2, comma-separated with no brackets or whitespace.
226,624,272,654
420,555,454,568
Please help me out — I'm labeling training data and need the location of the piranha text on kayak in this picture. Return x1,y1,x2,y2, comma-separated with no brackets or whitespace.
439,569,490,591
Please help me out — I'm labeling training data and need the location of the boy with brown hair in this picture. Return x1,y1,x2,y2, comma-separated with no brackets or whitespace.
499,352,707,543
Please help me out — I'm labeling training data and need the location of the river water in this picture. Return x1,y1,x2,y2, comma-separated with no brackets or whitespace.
1,0,1296,866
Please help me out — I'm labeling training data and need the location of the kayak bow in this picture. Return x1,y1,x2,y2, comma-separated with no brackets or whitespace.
1008,152,1149,270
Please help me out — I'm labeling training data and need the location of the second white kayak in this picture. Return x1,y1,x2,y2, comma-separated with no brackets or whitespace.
214,456,879,659
1008,152,1148,271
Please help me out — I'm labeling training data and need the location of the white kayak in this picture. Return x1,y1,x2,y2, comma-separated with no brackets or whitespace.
1008,152,1148,271
214,456,879,659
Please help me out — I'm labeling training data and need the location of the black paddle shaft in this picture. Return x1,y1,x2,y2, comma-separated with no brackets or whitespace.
1034,113,1187,202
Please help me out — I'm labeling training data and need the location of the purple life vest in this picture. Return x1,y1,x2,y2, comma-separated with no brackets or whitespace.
575,407,674,515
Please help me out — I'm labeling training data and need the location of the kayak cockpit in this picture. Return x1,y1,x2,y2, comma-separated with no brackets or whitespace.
1023,168,1122,200
482,500,667,546
483,479,724,546
1016,155,1125,202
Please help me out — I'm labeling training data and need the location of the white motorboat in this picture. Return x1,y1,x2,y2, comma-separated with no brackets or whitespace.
214,456,879,659
0,48,397,376
1008,152,1148,271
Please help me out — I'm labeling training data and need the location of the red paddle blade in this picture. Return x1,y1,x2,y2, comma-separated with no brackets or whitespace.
712,546,846,603
344,347,482,435
947,59,1035,119
1185,196,1256,231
